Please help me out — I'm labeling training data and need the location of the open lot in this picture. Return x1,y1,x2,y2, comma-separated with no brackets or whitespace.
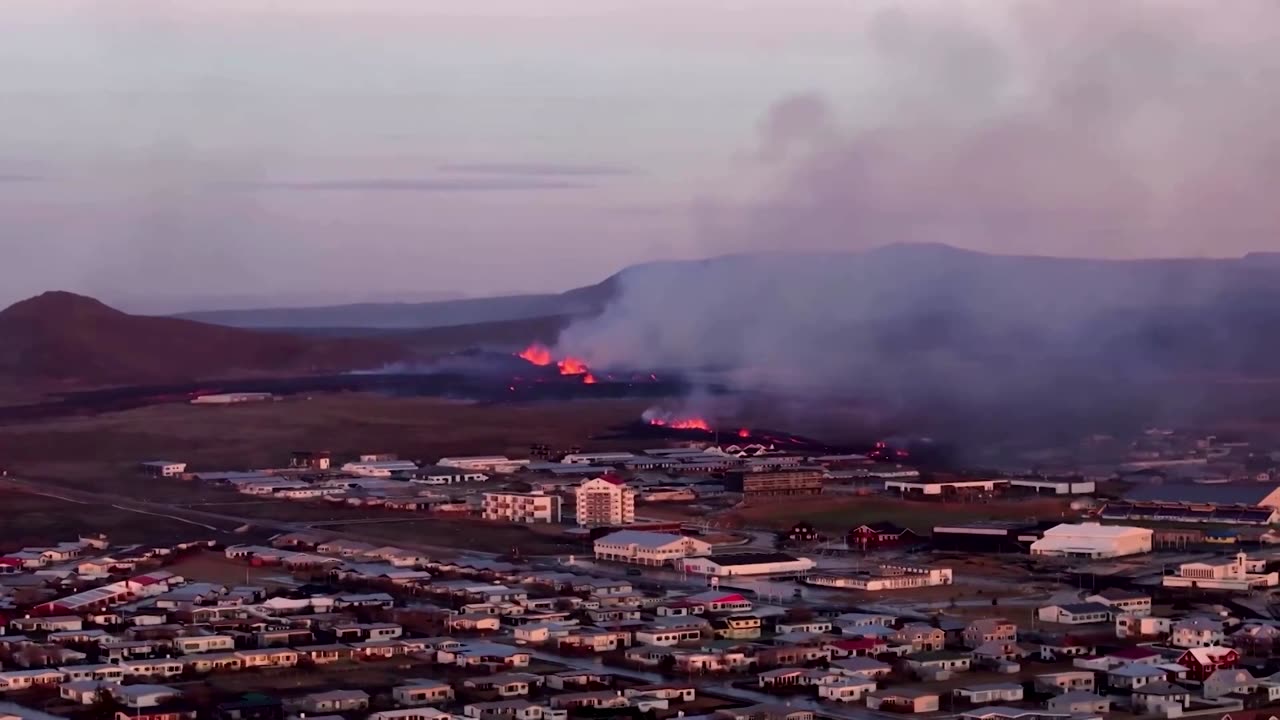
0,393,649,499
323,518,584,557
0,492,221,549
723,494,1075,533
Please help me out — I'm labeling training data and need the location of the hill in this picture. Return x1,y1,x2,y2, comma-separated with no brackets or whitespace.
0,292,407,386
175,276,618,330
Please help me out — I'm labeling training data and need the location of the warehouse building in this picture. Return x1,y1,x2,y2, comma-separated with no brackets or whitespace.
885,477,1006,498
1030,523,1153,559
932,521,1048,553
678,552,816,577
593,530,713,566
725,469,823,499
1100,482,1280,526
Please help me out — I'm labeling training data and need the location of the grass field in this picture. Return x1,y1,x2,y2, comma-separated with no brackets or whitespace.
0,394,649,500
0,492,221,549
724,494,1076,533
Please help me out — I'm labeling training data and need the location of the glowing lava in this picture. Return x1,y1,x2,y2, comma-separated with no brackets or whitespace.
557,357,589,376
517,344,553,366
649,417,712,431
583,374,597,384
738,428,751,438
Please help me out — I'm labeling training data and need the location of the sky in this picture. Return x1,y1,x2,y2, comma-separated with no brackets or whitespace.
2,1,1278,312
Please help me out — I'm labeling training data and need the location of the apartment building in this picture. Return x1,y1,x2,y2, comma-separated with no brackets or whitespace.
482,492,562,524
574,476,636,527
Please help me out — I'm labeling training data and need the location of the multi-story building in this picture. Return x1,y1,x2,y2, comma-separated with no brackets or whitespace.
574,476,636,527
482,492,562,524
726,470,823,499
1162,552,1279,591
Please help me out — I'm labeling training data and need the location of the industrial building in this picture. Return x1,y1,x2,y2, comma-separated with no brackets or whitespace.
340,460,419,478
1029,523,1153,559
574,476,636,527
805,565,952,591
931,521,1048,553
678,552,816,577
139,461,187,478
481,492,562,524
1008,477,1096,495
593,530,712,566
725,469,823,499
1099,501,1276,526
884,477,1006,498
436,456,530,474
1162,552,1280,591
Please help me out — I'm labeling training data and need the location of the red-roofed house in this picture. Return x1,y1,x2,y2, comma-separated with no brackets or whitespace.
684,591,753,613
0,558,22,575
825,638,888,658
1178,646,1239,682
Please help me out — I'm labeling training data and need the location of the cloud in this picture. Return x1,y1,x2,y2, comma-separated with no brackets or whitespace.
221,177,591,192
438,162,637,177
0,174,42,184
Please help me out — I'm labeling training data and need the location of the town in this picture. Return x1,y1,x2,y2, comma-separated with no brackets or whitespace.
4,426,1280,720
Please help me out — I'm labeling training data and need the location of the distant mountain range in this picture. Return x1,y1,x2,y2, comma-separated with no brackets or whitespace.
174,275,619,329
7,245,1280,400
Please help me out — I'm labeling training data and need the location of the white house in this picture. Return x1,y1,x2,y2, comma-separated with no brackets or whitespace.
818,679,877,703
1171,617,1226,648
1087,588,1152,617
140,461,187,478
1030,523,1153,559
593,531,712,566
1036,602,1112,625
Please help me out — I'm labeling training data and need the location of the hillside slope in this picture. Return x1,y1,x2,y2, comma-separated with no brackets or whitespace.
0,292,406,386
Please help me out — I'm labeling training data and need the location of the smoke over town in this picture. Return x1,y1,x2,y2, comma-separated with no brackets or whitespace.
556,1,1280,439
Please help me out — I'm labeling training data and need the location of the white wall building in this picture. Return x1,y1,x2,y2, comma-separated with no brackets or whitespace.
1163,552,1280,591
341,460,419,477
140,461,187,478
574,476,636,527
482,492,562,524
806,565,953,591
562,452,637,465
438,456,530,473
1030,523,1153,559
594,531,713,566
679,552,816,577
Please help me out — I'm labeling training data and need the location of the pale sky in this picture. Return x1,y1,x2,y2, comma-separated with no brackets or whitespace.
3,1,1278,312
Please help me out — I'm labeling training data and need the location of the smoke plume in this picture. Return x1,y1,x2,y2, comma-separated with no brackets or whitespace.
556,1,1280,443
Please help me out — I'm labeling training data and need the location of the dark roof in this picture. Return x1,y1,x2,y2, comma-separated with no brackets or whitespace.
1124,482,1280,506
703,552,803,567
1134,682,1190,697
1056,602,1112,615
1094,588,1148,601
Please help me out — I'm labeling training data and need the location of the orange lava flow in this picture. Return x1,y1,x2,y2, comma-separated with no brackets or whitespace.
517,344,553,366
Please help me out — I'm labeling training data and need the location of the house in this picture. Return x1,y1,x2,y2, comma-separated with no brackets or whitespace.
758,668,807,688
173,635,236,654
1035,671,1095,695
954,683,1024,705
545,671,611,691
1202,668,1257,699
1046,691,1111,715
867,689,941,713
683,591,752,613
1107,663,1168,689
61,680,120,705
785,522,822,544
1087,588,1152,617
1036,602,1111,625
818,679,878,703
295,644,355,665
893,623,946,651
1171,617,1226,648
442,641,531,669
714,705,814,720
463,674,540,698
712,615,763,640
182,653,244,674
1130,682,1191,715
593,531,713,566
299,690,370,714
1106,646,1163,665
112,706,197,720
559,628,631,653
775,619,833,635
624,684,695,703
824,638,888,659
904,651,972,678
1037,636,1095,661
215,694,285,720
113,685,183,709
1233,623,1280,654
118,660,185,680
1116,614,1172,639
830,656,893,680
964,618,1017,648
1177,646,1239,682
635,619,707,646
60,664,126,683
548,691,629,711
462,699,562,720
846,523,921,551
234,649,299,669
0,670,67,692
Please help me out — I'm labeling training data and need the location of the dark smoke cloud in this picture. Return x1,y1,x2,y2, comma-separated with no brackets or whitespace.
556,1,1280,443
